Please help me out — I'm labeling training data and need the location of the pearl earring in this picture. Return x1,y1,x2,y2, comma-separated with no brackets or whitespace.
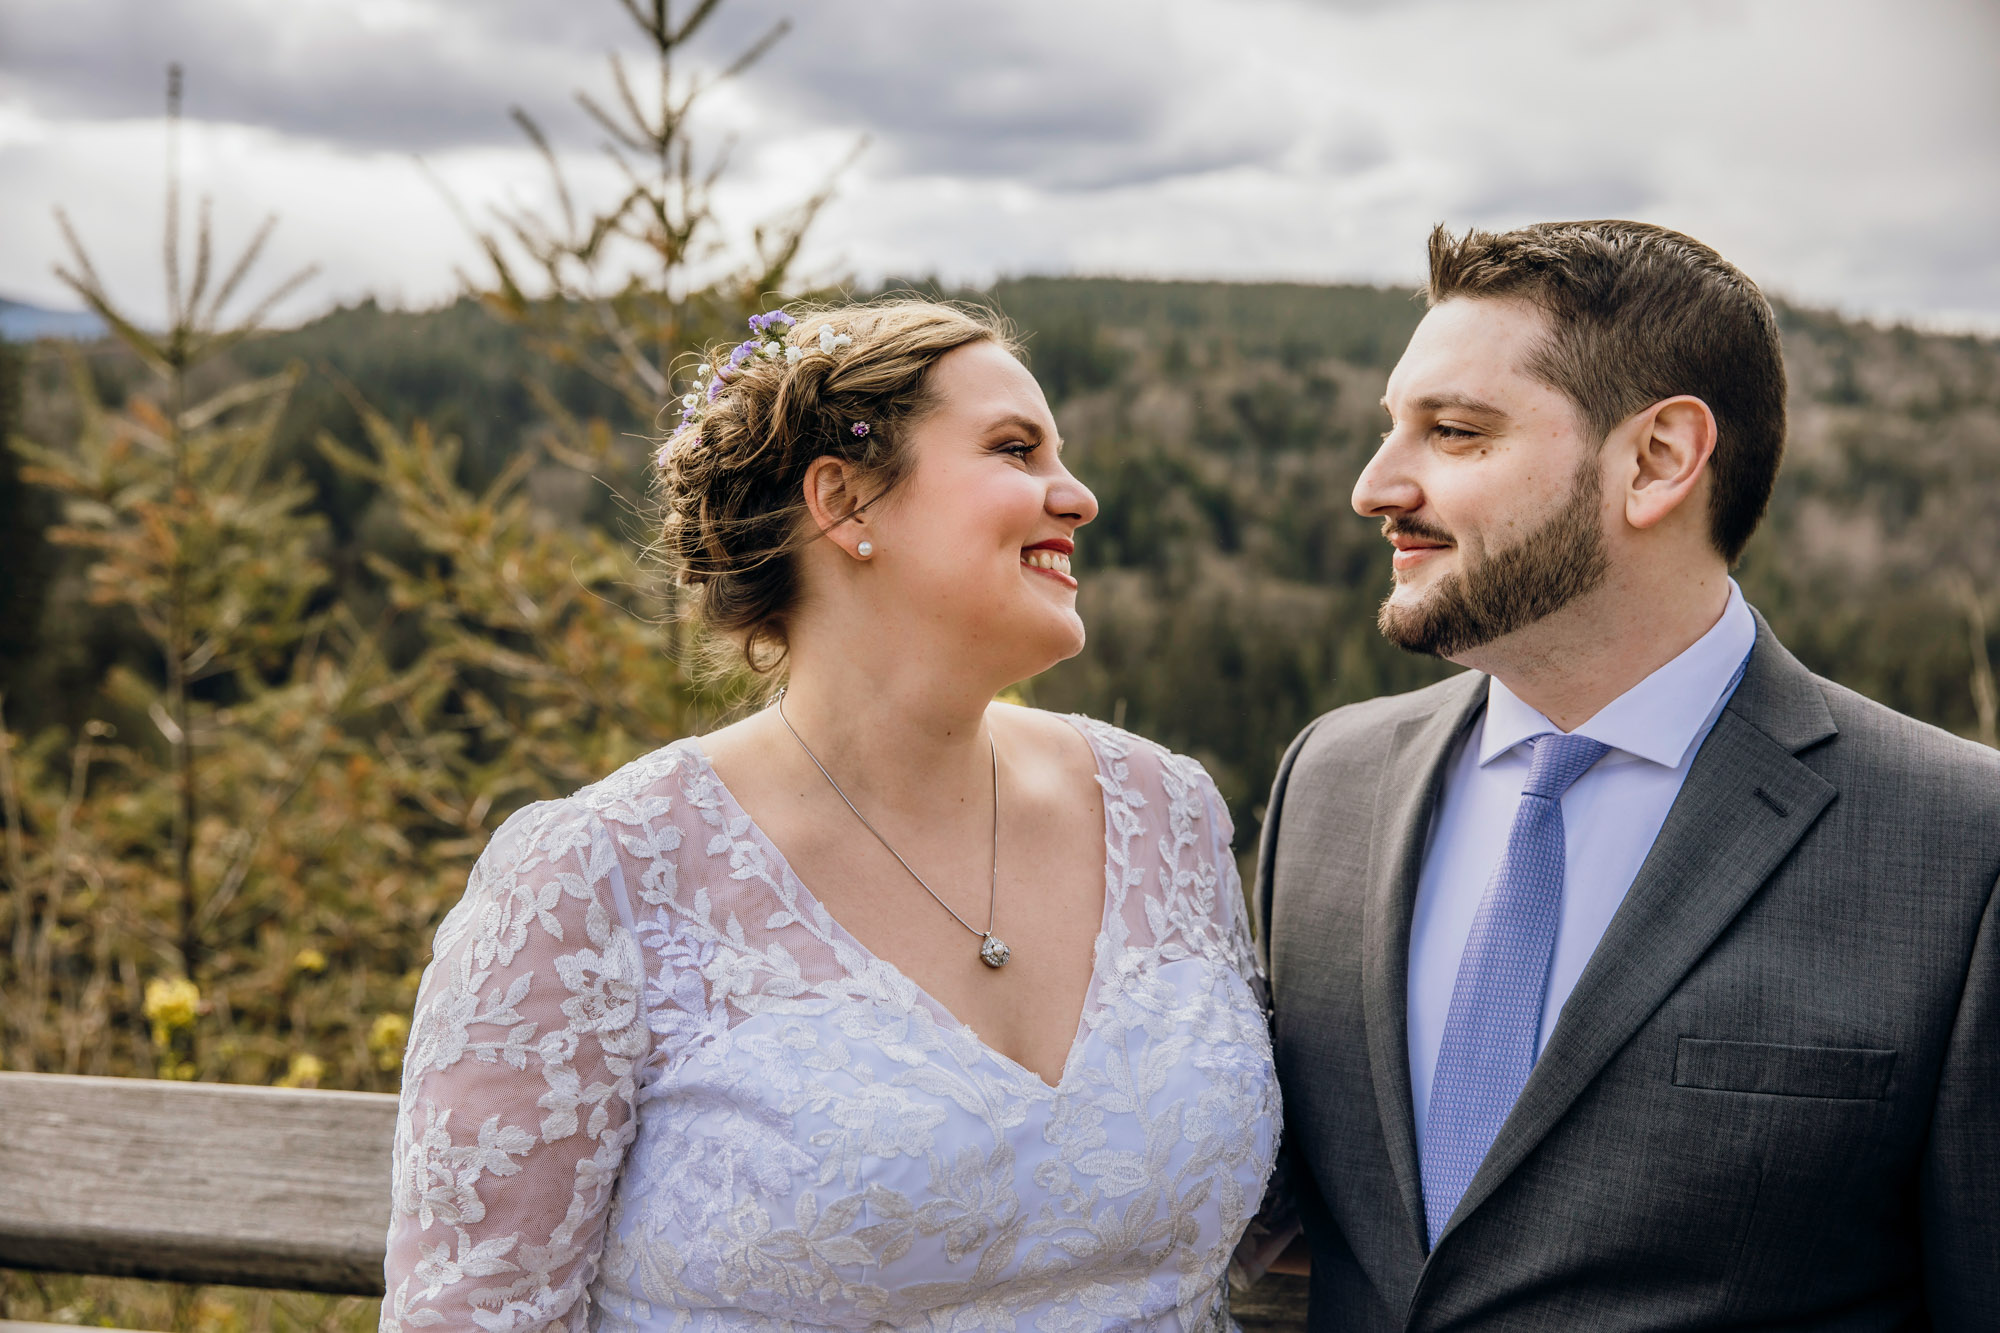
856,540,874,558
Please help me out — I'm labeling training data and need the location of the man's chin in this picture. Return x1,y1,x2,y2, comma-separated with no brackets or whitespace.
1386,572,1440,607
1376,572,1493,660
1381,573,1451,627
1377,595,1451,657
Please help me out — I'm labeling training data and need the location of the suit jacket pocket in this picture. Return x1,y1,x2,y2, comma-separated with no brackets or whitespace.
1673,1038,1895,1100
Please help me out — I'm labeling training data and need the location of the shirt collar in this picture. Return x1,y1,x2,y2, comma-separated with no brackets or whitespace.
1479,580,1756,770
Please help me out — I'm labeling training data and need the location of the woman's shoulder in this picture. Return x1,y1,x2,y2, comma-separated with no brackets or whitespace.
994,703,1232,838
460,739,709,898
1018,708,1255,968
567,736,707,816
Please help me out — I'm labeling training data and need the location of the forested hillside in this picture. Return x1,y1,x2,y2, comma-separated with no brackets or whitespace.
7,277,1998,829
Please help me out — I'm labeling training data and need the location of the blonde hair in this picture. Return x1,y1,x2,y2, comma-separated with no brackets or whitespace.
656,297,1019,673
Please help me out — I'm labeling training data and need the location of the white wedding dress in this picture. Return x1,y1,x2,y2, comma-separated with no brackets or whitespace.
381,717,1281,1332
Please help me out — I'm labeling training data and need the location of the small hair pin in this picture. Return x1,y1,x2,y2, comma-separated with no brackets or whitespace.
851,422,871,437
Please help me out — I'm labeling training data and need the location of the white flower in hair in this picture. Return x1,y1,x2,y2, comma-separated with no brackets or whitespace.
785,345,802,365
818,325,852,355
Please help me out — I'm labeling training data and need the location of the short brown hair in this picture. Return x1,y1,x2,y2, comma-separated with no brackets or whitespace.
1427,220,1786,564
656,298,1017,672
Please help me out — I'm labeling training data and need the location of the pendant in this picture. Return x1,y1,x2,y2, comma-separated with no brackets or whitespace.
979,933,1011,969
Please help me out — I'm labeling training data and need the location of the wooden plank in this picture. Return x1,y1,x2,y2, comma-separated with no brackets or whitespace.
0,1071,394,1296
1230,1272,1311,1331
0,1069,1310,1325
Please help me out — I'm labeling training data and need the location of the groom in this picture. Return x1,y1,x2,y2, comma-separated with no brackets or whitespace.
1255,220,1999,1329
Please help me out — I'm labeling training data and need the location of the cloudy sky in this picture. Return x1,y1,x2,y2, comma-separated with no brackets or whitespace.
3,0,1996,330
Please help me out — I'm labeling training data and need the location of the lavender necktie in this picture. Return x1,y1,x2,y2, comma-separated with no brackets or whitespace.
1420,731,1610,1249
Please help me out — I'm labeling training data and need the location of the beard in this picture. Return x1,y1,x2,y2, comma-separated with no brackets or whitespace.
1377,456,1610,659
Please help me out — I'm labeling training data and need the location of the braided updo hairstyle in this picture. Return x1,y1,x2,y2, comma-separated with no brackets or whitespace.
657,298,1020,673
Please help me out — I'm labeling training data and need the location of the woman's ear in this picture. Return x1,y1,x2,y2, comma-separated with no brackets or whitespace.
803,456,872,559
1623,395,1717,532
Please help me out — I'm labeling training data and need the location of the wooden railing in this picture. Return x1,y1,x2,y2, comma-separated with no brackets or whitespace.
0,1070,1307,1330
0,1071,394,1296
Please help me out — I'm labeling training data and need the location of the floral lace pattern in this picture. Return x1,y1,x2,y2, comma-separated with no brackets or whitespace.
383,717,1280,1332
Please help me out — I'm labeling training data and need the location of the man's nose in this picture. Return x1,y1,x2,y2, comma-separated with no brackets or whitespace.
1352,434,1423,518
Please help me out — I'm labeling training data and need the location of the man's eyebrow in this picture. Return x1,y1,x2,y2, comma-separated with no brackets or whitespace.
1379,392,1510,418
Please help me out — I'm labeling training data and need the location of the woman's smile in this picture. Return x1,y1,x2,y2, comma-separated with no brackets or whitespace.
1021,538,1076,587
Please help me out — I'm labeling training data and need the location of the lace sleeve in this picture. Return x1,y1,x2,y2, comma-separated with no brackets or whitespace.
382,798,650,1332
1201,776,1301,1284
1201,777,1265,1008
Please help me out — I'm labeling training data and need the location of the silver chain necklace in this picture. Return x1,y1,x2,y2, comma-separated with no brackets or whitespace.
773,691,1010,969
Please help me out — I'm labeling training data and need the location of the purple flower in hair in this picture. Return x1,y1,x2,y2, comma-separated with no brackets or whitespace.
707,376,725,402
748,310,795,334
851,422,870,437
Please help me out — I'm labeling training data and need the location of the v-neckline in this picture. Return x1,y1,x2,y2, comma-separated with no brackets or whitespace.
681,715,1117,1096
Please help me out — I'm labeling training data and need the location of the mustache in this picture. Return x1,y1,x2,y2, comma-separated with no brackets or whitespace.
1382,516,1456,546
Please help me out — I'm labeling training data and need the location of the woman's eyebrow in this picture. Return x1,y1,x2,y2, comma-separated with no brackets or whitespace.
988,413,1062,452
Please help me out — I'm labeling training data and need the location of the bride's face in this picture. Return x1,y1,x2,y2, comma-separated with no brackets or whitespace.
861,341,1098,681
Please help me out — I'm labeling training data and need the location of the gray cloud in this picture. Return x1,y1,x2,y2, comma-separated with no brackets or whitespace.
0,0,620,150
1,0,1995,331
733,2,1285,191
0,0,1276,189
1452,168,1660,225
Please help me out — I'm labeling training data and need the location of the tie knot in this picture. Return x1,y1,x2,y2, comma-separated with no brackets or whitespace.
1521,732,1610,800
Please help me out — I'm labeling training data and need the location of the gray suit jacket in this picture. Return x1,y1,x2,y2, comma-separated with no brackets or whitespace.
1255,615,2000,1330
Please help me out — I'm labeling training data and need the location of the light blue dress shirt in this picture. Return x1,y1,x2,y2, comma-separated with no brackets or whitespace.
1407,581,1756,1148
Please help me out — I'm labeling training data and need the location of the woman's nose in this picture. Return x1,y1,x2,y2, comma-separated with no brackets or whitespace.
1050,464,1098,525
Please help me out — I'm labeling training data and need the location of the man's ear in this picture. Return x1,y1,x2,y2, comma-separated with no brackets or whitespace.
803,455,870,556
1622,395,1717,532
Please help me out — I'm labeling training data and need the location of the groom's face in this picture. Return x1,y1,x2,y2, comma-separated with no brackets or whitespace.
1354,297,1611,660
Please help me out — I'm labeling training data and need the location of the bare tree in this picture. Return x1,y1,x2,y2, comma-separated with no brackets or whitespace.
43,63,321,977
441,0,856,475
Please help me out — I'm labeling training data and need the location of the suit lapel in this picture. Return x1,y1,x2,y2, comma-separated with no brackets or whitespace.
1436,619,1839,1244
1362,673,1488,1255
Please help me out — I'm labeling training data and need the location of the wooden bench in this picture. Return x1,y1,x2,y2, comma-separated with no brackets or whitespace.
0,1070,1308,1329
0,1070,395,1304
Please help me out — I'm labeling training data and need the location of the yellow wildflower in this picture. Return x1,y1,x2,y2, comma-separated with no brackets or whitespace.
189,1291,244,1333
276,1052,326,1089
368,1012,411,1071
143,976,200,1047
292,947,328,974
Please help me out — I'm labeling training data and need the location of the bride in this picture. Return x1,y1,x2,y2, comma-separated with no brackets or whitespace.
381,299,1283,1331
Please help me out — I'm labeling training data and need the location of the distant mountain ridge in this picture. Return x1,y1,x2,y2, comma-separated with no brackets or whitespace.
0,296,106,341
